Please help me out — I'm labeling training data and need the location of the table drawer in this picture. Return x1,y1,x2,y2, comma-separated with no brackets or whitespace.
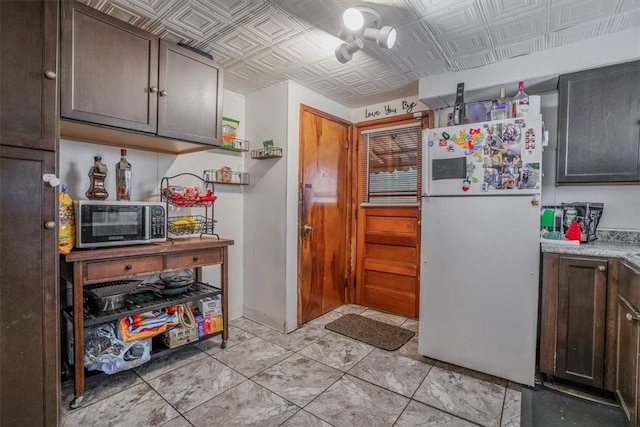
85,256,164,281
165,249,222,269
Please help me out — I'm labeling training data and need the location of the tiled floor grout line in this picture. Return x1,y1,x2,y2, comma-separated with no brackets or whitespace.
229,315,495,425
61,309,520,426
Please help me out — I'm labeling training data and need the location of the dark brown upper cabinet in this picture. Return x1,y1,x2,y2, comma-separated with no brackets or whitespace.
60,1,158,133
60,1,223,149
157,40,224,146
1,0,59,151
556,60,640,184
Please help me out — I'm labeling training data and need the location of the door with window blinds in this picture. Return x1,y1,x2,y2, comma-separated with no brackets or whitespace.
355,123,421,317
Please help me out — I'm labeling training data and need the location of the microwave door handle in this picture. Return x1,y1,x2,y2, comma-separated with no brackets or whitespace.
144,205,150,240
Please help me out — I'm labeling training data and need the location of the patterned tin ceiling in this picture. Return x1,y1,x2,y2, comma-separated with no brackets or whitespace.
81,0,640,108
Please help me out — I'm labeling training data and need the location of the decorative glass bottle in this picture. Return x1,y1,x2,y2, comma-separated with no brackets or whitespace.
512,81,530,117
86,156,109,200
115,149,132,201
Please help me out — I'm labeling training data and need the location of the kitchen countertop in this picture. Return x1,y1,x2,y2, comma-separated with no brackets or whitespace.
541,238,640,269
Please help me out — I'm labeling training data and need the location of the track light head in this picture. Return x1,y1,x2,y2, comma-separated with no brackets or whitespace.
363,26,397,49
335,38,364,64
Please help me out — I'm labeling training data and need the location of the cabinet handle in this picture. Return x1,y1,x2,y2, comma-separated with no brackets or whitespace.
159,89,167,97
149,86,158,94
44,70,56,80
627,312,640,322
193,256,199,262
598,265,606,272
125,264,132,270
44,220,56,229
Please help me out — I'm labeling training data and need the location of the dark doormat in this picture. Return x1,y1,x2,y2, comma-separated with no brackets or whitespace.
324,314,414,351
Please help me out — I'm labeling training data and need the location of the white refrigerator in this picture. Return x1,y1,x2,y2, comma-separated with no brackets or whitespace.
418,115,543,386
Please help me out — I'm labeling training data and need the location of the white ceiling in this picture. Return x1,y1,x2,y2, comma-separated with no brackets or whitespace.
81,0,640,108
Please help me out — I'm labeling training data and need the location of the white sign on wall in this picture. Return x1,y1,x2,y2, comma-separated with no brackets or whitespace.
351,95,429,123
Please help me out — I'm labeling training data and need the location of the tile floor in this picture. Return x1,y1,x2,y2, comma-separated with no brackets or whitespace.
61,304,521,427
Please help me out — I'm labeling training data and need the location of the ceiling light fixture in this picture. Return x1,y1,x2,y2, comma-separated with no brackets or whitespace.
335,6,397,64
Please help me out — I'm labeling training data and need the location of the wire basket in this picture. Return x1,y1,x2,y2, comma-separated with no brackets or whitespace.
168,215,216,236
162,185,216,207
220,138,249,151
204,169,250,185
251,147,282,158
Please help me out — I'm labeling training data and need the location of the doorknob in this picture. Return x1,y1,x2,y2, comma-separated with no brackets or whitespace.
302,224,314,232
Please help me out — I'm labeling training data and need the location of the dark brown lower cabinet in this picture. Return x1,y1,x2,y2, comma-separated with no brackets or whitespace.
540,254,618,391
617,262,640,426
0,146,60,426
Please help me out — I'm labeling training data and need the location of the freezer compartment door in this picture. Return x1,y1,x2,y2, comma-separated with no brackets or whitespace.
424,115,542,196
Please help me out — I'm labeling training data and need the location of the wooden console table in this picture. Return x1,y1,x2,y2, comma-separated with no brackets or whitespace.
60,238,234,408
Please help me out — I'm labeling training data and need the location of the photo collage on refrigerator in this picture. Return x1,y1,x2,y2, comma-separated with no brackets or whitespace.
427,117,540,193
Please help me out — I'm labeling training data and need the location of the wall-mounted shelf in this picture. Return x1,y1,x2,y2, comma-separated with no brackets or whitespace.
219,138,249,152
204,168,249,185
251,147,282,159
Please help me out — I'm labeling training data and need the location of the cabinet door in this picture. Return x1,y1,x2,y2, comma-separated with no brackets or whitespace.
556,60,640,183
0,146,59,426
616,294,640,426
0,0,58,151
157,40,223,145
556,256,608,388
60,1,158,133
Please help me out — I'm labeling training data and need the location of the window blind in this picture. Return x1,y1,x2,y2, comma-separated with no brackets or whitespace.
362,124,422,204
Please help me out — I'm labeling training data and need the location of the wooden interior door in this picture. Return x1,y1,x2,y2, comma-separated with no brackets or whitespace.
356,206,420,317
354,114,430,318
298,105,351,324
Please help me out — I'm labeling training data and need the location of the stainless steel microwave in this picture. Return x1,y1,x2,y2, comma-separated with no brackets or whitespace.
74,200,167,248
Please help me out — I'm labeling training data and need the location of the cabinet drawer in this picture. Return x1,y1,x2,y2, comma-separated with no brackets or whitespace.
165,249,222,269
85,256,164,281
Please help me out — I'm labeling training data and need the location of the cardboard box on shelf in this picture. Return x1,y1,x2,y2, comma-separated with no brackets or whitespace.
161,326,198,348
196,295,221,317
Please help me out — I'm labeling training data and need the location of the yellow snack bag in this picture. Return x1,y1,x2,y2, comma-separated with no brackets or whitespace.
59,185,75,254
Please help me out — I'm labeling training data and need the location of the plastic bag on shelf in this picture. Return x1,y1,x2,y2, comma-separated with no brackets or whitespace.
59,184,75,254
84,322,150,375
